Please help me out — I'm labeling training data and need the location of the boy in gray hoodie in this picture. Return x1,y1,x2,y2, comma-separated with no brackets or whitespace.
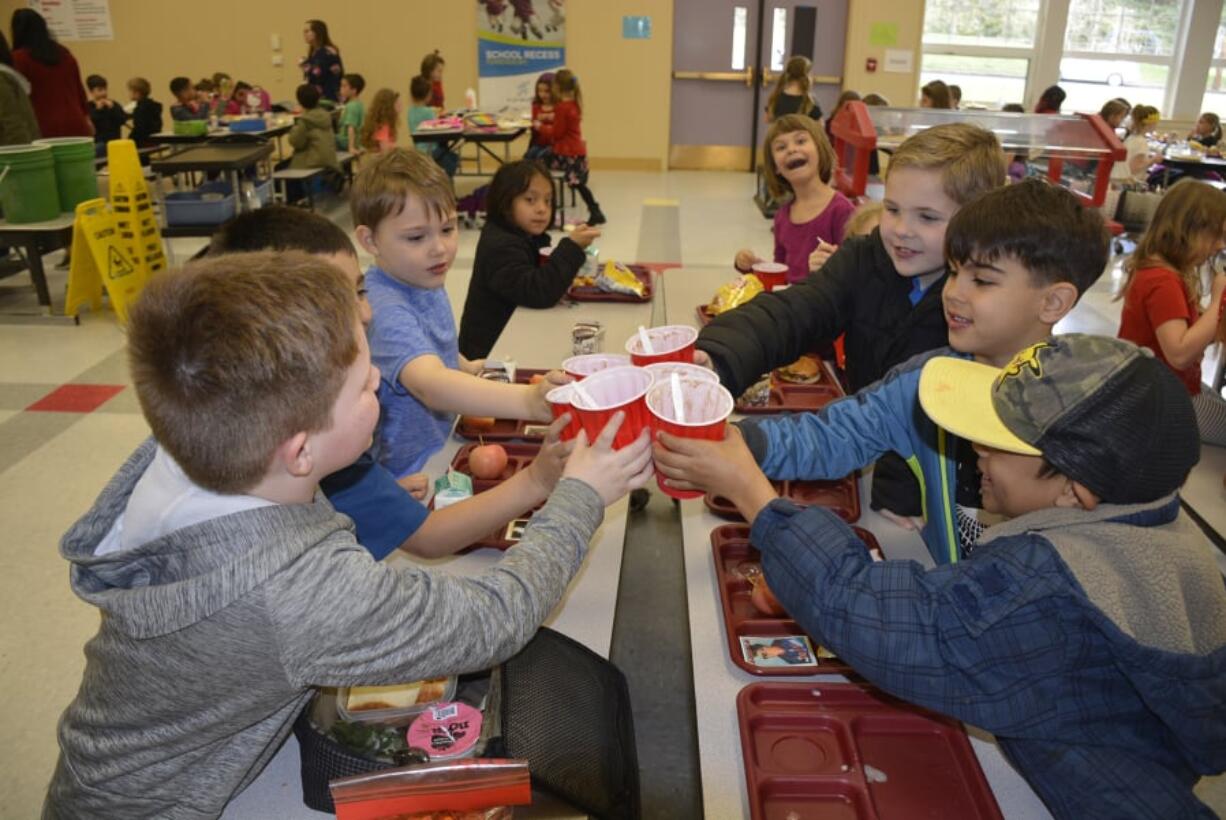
43,251,652,819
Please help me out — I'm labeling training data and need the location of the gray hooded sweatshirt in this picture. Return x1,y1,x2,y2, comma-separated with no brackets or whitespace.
43,439,604,819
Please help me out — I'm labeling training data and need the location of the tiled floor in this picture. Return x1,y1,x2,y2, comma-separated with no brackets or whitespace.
1,170,1223,817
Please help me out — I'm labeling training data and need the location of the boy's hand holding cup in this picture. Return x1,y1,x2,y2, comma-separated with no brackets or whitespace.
526,413,579,496
645,375,735,500
563,412,653,506
525,369,570,422
654,424,776,519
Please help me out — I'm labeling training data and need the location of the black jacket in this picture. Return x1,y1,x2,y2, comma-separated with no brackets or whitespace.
697,228,949,395
88,101,127,144
698,228,951,518
128,98,163,147
458,219,587,360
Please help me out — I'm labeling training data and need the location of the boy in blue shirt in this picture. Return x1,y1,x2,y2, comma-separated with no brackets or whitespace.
352,148,558,477
680,334,1226,819
659,179,1110,565
209,205,580,560
408,75,458,177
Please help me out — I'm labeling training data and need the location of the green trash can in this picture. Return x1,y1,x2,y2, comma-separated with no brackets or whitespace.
34,137,99,212
0,143,60,224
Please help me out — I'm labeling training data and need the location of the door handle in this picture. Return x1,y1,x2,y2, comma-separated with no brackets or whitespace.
672,69,756,85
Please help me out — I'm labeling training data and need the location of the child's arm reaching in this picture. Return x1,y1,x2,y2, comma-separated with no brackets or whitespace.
400,354,560,421
1152,271,1226,369
402,414,576,557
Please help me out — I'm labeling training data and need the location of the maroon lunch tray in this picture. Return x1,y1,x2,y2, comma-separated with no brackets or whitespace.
566,264,654,303
712,524,882,678
449,442,540,492
455,368,553,442
433,442,543,552
736,359,845,414
706,475,860,523
737,682,1004,820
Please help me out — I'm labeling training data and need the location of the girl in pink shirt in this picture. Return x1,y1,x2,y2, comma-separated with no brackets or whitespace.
735,114,855,284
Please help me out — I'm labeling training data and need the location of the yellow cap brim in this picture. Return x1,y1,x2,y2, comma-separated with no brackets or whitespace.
918,357,1041,456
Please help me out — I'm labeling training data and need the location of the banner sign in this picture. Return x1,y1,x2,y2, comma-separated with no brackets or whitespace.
477,0,566,114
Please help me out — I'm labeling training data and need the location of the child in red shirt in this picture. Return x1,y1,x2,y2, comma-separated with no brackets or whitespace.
548,69,604,225
1118,178,1226,445
526,71,554,160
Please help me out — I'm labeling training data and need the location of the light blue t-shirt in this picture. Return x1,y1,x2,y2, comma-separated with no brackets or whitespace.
366,265,459,476
407,104,435,156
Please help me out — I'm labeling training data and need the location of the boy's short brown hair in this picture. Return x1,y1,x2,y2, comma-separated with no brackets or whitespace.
761,113,837,200
351,147,457,232
127,77,151,98
887,122,1006,206
127,252,359,494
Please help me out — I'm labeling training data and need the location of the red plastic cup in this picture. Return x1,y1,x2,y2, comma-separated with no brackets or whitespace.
546,383,582,441
646,376,735,500
751,261,788,291
568,365,652,450
644,361,720,388
562,353,631,381
624,325,699,366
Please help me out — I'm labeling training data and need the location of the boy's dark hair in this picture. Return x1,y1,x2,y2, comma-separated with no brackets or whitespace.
343,73,365,94
86,74,107,90
296,83,321,110
128,251,359,494
486,159,553,229
169,76,191,97
945,178,1109,297
409,75,432,103
1002,103,1026,113
351,148,457,231
128,77,151,98
208,205,357,257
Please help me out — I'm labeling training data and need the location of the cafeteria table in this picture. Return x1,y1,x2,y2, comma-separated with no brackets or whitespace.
0,212,76,321
411,126,528,178
150,142,275,238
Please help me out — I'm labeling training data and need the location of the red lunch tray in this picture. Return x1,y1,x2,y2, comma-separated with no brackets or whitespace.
712,524,882,678
735,358,845,414
455,368,554,442
705,475,860,523
433,442,543,552
566,264,654,303
737,682,1003,820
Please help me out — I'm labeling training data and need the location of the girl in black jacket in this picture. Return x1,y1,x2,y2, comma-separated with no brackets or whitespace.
458,159,600,360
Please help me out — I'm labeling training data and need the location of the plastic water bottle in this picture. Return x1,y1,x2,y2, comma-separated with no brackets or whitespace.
464,87,478,110
242,181,261,210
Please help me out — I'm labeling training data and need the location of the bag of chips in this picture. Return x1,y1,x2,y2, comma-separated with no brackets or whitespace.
708,274,764,315
595,261,646,297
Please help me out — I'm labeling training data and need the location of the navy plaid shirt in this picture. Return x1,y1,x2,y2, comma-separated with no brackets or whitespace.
754,498,1226,819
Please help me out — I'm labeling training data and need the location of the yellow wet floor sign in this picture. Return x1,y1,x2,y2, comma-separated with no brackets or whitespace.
64,198,147,323
64,140,164,322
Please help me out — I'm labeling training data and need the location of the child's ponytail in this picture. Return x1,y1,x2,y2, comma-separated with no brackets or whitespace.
766,56,812,119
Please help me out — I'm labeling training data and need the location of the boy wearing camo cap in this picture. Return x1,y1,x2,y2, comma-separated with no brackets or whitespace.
725,335,1226,818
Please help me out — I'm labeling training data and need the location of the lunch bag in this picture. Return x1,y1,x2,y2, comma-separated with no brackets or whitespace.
293,626,641,819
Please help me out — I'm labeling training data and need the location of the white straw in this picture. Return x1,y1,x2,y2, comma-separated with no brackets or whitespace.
638,325,655,355
571,380,596,408
670,372,687,424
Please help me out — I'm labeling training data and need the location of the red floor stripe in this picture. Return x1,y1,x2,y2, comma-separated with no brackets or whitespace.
26,384,126,414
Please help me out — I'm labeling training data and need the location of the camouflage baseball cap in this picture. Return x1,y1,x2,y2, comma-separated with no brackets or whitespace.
919,335,1199,503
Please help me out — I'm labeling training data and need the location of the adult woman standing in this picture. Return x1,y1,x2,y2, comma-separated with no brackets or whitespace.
298,19,343,103
10,8,91,137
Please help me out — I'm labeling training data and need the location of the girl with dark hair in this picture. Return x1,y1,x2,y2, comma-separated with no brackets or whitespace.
298,19,343,102
0,30,40,145
547,69,604,225
420,51,445,108
920,80,952,109
10,8,91,137
766,56,823,122
1034,84,1066,114
457,159,601,359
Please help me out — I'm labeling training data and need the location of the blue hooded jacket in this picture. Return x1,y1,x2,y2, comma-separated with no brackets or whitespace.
739,347,970,565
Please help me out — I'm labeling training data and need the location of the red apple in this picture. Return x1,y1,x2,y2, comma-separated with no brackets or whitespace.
469,444,509,480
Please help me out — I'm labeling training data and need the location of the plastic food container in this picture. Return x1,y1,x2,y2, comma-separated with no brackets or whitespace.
336,677,457,726
406,701,483,760
562,353,630,380
645,376,734,500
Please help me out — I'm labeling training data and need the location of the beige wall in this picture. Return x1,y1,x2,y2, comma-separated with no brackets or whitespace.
0,0,674,167
840,0,925,107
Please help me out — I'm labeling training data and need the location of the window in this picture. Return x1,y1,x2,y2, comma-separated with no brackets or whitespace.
1201,5,1226,118
731,7,748,71
769,7,788,72
1059,0,1179,114
920,0,1042,108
